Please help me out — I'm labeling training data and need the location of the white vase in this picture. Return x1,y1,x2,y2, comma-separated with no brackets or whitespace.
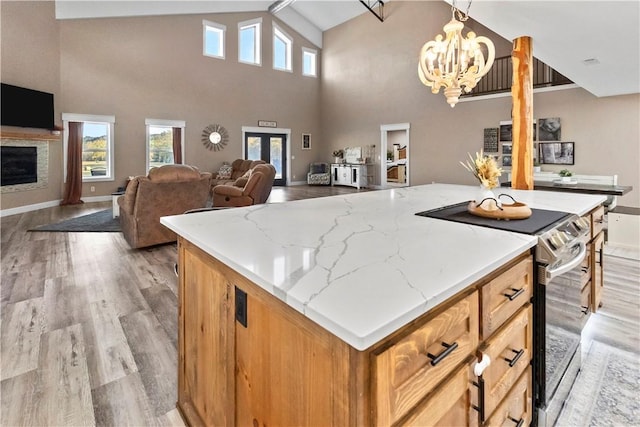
475,185,499,210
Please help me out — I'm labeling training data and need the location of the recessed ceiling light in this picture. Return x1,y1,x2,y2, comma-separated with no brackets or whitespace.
582,58,600,66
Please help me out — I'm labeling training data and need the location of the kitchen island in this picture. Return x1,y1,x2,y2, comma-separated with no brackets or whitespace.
161,183,605,426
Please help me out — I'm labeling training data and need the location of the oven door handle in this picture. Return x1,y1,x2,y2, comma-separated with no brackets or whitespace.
545,241,587,280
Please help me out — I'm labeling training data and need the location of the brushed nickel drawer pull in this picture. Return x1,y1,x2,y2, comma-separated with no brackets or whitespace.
508,416,524,427
504,348,524,367
503,287,524,301
427,341,458,366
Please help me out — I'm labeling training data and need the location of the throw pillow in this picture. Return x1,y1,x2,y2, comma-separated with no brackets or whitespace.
217,164,233,180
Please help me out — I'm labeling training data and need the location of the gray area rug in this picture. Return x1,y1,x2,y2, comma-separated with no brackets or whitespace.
29,209,121,232
556,340,640,426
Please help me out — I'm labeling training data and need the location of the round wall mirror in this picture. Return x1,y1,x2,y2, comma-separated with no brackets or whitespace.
202,124,228,151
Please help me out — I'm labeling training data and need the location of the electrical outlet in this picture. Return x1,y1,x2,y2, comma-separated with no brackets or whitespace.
293,175,296,179
90,186,95,192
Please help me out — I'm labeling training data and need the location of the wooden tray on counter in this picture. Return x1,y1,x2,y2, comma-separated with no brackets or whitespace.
468,201,532,220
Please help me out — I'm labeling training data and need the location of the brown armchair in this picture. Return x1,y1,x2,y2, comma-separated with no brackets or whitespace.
118,164,211,249
212,163,276,207
212,159,266,186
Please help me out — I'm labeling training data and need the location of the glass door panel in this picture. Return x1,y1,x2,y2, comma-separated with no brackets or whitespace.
244,132,287,186
270,137,283,180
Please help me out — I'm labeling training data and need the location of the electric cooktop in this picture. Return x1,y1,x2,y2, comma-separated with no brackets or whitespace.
416,201,573,235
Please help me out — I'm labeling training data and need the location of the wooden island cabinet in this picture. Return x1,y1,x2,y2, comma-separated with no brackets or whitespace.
177,238,534,427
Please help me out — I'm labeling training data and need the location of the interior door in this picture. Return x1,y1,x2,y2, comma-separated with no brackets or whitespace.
245,132,286,186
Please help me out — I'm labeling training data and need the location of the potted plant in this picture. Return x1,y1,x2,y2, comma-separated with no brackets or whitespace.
533,159,541,173
332,149,344,163
559,169,573,182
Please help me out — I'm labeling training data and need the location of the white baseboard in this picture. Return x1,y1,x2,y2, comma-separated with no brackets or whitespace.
0,195,112,217
289,181,308,186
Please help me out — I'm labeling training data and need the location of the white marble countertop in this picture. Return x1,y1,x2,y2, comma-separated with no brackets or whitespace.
161,183,606,350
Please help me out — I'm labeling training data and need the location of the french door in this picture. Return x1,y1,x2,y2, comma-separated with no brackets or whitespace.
244,132,287,186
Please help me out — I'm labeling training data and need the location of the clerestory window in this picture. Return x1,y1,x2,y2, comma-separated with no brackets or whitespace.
273,23,292,72
203,20,226,59
239,18,262,66
302,47,317,77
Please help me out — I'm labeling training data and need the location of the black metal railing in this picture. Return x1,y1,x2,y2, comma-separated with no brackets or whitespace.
463,56,573,97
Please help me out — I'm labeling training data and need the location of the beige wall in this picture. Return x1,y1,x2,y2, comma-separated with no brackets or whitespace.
1,1,62,210
2,6,321,210
2,1,639,211
321,1,640,207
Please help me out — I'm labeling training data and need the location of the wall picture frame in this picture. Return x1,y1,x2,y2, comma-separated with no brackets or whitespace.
302,133,311,150
538,117,561,141
539,141,574,165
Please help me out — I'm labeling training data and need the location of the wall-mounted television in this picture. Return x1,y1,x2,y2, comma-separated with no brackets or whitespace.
1,83,55,130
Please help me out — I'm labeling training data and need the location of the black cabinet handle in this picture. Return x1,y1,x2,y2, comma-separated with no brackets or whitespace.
427,341,458,366
504,348,524,367
581,305,590,315
472,377,486,423
508,416,524,427
503,287,524,301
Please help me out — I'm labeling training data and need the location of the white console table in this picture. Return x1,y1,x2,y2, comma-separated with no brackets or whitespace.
330,163,368,189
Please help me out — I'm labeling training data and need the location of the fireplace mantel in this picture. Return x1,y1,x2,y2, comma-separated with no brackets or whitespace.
0,130,61,142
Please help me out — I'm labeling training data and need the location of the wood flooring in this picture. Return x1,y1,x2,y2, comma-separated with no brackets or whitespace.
1,185,638,426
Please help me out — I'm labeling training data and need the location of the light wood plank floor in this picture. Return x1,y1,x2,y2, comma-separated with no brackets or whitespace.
1,185,638,426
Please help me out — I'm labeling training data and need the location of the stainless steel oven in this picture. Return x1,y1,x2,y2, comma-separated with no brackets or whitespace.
534,215,591,426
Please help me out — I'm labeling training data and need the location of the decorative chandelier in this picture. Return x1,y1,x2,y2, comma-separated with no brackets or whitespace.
418,0,495,108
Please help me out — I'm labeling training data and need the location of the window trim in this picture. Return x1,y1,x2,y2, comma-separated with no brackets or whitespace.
238,17,262,66
273,23,293,72
302,47,318,77
145,118,186,173
203,19,226,59
61,113,115,183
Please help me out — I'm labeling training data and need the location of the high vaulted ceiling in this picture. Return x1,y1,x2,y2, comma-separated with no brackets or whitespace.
55,1,640,98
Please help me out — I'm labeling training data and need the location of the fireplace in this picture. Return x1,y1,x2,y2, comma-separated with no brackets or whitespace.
1,146,38,186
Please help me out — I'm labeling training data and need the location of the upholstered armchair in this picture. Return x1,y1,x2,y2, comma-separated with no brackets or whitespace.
118,164,211,249
212,164,276,207
307,162,330,185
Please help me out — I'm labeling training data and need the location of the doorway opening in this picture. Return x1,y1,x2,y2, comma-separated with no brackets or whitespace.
380,123,410,188
242,126,291,186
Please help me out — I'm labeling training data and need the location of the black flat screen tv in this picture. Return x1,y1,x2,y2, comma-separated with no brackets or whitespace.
1,83,55,130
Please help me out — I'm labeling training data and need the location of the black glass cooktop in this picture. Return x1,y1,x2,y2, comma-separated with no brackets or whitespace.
416,202,573,235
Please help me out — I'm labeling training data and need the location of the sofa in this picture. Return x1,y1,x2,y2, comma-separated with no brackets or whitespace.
212,163,276,207
212,159,266,186
118,164,211,249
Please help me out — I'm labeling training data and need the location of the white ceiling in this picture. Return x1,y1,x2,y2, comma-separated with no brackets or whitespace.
55,0,640,98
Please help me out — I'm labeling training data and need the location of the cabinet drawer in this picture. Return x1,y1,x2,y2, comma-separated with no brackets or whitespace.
481,256,533,339
374,291,479,426
484,367,532,427
590,205,605,239
400,360,478,427
481,304,532,419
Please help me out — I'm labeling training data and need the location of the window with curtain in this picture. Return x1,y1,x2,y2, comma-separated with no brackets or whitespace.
273,24,292,72
61,113,115,182
238,18,262,65
203,20,225,59
145,119,185,172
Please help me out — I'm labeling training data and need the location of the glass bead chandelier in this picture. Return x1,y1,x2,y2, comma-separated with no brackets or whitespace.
418,0,495,108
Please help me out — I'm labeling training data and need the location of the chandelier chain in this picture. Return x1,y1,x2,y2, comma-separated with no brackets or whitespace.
451,0,472,22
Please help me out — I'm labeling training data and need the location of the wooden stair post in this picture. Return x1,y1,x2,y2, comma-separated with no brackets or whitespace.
511,36,534,190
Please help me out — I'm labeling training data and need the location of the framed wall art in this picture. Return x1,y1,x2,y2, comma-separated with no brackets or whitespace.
483,127,499,152
538,117,561,141
539,141,574,165
302,133,311,150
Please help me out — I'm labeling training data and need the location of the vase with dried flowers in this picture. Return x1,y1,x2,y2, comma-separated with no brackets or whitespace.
460,151,503,210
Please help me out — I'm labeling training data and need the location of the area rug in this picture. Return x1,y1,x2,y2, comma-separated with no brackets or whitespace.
29,209,121,232
556,340,640,426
